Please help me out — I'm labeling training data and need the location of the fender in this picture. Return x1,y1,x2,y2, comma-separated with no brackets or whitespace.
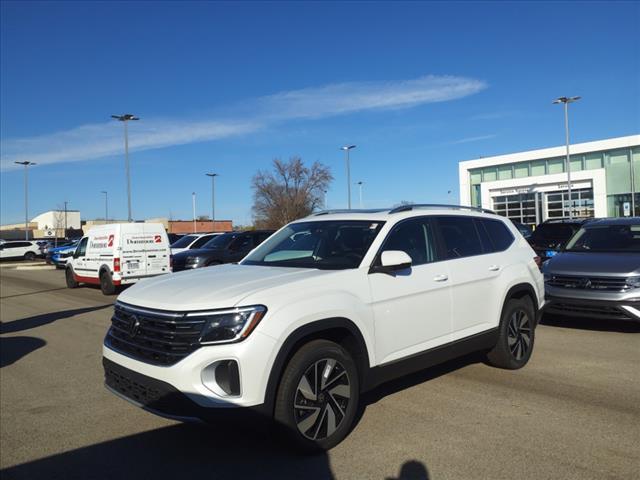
262,317,370,414
502,282,540,323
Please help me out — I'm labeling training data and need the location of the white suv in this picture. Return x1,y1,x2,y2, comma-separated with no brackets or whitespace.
103,205,544,450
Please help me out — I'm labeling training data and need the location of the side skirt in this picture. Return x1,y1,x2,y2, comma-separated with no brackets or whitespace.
362,328,499,391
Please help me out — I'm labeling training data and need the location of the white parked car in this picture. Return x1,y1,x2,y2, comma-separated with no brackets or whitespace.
170,233,220,255
103,205,544,450
0,240,41,260
66,223,171,295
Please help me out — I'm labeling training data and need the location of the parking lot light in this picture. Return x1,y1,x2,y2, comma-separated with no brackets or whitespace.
552,96,581,219
14,161,36,240
111,114,140,222
206,173,219,228
341,145,356,209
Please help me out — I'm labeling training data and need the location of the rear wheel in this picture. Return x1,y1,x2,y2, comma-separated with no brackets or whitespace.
486,297,535,369
100,270,116,295
65,268,79,288
274,339,359,452
24,251,36,261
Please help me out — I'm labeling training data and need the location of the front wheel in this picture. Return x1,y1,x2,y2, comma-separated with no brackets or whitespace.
65,268,79,288
274,339,359,452
100,271,116,295
486,297,536,369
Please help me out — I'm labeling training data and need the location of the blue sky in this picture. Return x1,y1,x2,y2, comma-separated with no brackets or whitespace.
1,1,639,226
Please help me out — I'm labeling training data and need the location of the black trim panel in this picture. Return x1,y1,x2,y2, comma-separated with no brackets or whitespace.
363,328,499,390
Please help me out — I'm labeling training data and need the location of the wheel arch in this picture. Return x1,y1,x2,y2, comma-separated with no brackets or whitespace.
502,282,539,323
263,317,370,415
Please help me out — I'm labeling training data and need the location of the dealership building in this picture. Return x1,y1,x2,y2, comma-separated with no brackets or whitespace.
459,134,640,226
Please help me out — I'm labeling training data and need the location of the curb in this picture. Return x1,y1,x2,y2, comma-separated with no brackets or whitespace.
15,265,56,271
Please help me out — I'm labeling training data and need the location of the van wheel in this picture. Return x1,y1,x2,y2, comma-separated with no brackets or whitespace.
24,252,36,261
486,297,535,369
65,268,79,288
100,270,116,295
274,340,359,452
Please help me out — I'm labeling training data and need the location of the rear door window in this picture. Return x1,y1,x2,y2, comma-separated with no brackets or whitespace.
191,235,215,249
436,216,484,259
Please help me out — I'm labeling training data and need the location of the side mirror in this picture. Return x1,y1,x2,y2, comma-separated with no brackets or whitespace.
370,250,412,275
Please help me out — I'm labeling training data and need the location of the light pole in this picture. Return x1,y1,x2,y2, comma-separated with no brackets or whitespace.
111,114,140,222
192,192,197,233
205,173,218,230
356,181,364,208
341,145,356,209
101,191,108,222
324,190,328,209
553,96,581,219
14,161,36,240
64,201,68,238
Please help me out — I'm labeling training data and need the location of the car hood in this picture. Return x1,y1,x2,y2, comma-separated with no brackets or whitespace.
117,263,331,311
544,252,640,276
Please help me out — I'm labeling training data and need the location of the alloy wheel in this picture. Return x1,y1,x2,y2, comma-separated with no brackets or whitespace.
507,309,531,360
293,358,351,441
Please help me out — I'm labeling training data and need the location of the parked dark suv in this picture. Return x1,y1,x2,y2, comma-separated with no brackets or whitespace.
543,218,640,322
529,218,591,262
172,230,274,271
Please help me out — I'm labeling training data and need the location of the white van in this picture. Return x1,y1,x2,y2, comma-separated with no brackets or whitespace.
66,223,171,295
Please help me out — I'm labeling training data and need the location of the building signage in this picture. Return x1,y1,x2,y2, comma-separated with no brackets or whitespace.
623,202,631,217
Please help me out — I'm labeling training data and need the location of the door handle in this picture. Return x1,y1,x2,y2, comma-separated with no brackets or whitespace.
433,274,448,282
488,265,501,271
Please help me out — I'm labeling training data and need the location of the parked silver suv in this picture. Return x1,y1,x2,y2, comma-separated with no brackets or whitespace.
543,218,640,322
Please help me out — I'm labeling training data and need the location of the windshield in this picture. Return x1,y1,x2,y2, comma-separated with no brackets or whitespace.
242,220,385,270
202,233,234,249
565,224,640,253
171,235,198,248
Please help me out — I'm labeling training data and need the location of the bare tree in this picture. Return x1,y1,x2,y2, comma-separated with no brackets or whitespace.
252,157,333,229
52,209,66,245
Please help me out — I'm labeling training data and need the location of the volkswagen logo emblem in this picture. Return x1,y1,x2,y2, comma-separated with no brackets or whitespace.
579,278,592,289
128,315,141,337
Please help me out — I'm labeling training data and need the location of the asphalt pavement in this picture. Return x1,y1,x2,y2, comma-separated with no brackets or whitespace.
1,267,638,480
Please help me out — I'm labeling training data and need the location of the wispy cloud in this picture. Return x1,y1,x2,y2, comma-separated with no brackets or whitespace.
449,134,498,145
469,111,515,121
1,75,487,171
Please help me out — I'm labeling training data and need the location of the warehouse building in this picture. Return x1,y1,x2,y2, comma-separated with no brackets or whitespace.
459,135,639,226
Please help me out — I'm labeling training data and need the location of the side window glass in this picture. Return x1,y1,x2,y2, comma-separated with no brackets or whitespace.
75,238,88,257
474,219,494,253
229,235,252,251
191,235,213,249
436,216,484,259
482,219,515,251
381,218,437,266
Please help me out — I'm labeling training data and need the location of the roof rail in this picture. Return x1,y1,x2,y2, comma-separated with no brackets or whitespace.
313,208,388,216
388,204,496,215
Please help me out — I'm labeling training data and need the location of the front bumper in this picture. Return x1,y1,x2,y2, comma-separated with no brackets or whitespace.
544,295,640,322
102,329,278,412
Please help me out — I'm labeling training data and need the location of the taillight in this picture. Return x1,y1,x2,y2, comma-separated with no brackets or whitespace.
114,257,121,272
169,255,173,271
533,256,542,267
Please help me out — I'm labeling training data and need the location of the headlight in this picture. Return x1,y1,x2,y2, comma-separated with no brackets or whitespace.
626,276,640,289
185,256,202,267
189,305,267,344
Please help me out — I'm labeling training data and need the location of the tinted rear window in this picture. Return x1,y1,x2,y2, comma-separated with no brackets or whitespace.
530,224,577,243
482,219,515,252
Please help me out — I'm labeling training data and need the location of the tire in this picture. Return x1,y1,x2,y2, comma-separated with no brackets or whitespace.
100,270,116,295
65,268,79,288
24,251,36,261
486,297,536,370
274,339,359,452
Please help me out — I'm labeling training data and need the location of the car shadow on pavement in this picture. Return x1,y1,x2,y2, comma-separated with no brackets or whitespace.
0,287,68,300
0,304,112,334
0,419,431,480
540,314,640,333
0,336,46,368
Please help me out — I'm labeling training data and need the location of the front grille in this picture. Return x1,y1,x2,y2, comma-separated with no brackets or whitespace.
546,275,629,292
546,302,631,320
105,303,205,366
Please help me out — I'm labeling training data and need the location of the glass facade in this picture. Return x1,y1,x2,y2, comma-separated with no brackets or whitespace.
469,145,639,221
